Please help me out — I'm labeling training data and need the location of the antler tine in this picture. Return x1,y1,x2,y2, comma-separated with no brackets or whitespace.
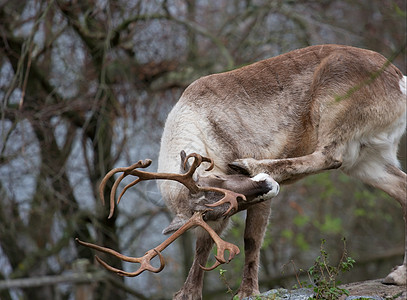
200,239,240,271
99,159,152,218
200,260,223,271
116,179,139,205
75,238,165,277
94,253,164,277
184,153,214,174
202,187,247,216
108,173,126,218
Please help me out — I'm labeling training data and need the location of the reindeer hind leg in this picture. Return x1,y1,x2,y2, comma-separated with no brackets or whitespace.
344,132,407,285
356,164,406,285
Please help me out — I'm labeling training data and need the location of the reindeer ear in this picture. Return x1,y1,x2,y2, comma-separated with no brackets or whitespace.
162,214,188,235
180,150,189,172
228,161,251,176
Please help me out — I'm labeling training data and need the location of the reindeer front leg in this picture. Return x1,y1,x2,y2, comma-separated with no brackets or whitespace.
174,219,229,300
236,200,272,299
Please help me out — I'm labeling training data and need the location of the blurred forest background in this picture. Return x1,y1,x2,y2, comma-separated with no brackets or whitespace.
0,0,406,299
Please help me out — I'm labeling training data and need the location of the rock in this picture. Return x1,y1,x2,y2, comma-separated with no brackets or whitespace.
340,279,406,300
345,296,384,300
243,279,406,300
243,288,314,299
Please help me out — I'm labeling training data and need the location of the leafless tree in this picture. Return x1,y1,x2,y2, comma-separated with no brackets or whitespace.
0,0,405,299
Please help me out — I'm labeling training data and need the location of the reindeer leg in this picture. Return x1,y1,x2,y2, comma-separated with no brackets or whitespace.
230,146,342,184
354,165,406,285
174,219,229,300
174,231,214,300
236,200,272,298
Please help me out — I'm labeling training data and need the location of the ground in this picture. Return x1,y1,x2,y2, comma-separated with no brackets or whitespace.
339,279,406,299
244,279,406,299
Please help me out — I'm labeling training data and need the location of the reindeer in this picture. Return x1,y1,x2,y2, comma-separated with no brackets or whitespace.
77,44,407,299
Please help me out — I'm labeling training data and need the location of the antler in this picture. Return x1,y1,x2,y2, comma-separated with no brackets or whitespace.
75,238,165,276
77,153,246,277
100,153,245,218
76,212,239,276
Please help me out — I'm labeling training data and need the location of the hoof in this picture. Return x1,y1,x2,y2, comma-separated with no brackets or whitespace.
251,173,280,200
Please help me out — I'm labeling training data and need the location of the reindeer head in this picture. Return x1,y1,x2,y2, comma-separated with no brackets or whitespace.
76,151,279,276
